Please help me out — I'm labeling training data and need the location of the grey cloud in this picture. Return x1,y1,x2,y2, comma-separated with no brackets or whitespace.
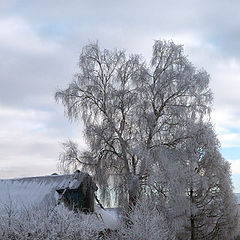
2,1,240,60
0,46,74,108
1,0,240,179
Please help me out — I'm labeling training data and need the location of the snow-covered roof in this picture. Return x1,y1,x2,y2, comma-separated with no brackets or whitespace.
0,172,89,211
0,173,120,230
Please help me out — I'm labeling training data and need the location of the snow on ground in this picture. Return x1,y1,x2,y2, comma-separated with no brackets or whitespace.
95,205,120,229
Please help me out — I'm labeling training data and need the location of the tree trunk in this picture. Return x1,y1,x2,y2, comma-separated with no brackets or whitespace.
191,214,195,240
128,176,140,207
190,187,195,240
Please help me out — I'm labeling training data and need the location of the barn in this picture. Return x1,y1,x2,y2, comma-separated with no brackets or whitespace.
0,171,97,212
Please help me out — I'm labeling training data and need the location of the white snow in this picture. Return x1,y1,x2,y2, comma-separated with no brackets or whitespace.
95,205,120,229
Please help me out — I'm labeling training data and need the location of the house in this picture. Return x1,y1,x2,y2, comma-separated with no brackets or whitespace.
0,171,119,230
0,171,97,212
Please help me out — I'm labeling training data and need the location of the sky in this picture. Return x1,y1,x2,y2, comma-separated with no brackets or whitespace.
0,0,240,191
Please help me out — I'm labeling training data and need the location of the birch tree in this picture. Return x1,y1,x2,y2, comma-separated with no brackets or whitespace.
56,43,145,205
55,39,238,237
55,40,214,206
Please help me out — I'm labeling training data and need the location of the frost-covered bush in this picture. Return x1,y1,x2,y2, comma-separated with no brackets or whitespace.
119,197,174,240
0,204,107,240
0,199,175,240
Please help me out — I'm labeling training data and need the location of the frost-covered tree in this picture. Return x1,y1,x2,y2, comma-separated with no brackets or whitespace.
147,123,238,239
55,40,213,206
182,125,238,240
55,39,238,238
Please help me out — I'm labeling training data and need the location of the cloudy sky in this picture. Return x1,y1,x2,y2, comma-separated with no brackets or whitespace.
1,0,240,190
